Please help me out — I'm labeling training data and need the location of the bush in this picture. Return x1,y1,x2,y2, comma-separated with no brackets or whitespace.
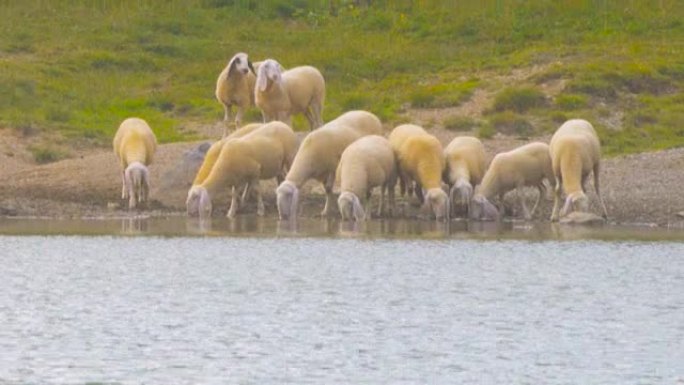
555,94,587,110
486,111,535,136
491,86,547,113
29,145,67,164
443,115,478,131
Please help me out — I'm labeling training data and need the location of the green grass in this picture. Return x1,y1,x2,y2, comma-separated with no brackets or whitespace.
1,0,684,156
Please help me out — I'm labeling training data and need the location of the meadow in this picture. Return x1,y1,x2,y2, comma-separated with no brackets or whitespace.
2,0,684,161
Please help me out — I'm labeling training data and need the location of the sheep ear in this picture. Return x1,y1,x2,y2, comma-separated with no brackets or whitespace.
247,60,255,75
227,54,239,75
256,63,269,92
352,195,365,221
290,186,299,219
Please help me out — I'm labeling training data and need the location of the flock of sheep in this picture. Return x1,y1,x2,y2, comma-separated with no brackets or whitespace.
113,52,609,223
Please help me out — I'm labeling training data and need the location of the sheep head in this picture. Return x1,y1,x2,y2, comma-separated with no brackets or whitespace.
228,52,252,76
425,188,449,221
257,59,283,92
338,191,365,221
471,194,499,221
276,180,299,220
124,162,149,209
450,179,473,208
561,191,589,217
186,185,203,216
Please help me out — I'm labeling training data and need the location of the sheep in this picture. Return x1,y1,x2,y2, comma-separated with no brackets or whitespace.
112,117,157,209
276,110,383,220
388,124,449,221
255,59,325,130
443,136,487,218
549,119,609,221
215,52,257,137
336,135,397,221
186,121,297,219
187,123,263,216
471,142,554,221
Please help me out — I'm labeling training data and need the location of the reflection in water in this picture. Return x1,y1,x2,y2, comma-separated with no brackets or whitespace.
0,215,683,241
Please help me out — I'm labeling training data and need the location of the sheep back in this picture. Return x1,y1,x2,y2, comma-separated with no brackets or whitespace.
282,66,325,114
113,117,157,168
549,119,601,194
480,142,552,198
337,135,396,197
444,136,487,186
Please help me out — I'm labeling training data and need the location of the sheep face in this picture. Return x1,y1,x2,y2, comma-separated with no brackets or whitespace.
471,194,499,221
195,187,213,220
561,191,589,217
338,191,365,221
425,188,449,221
276,181,299,220
228,52,252,76
124,162,149,209
186,186,201,216
257,59,282,92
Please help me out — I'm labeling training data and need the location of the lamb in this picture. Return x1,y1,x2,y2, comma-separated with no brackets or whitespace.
186,121,297,219
215,52,257,137
549,119,609,221
255,59,325,130
471,142,554,221
336,135,397,221
187,123,263,216
112,117,157,209
443,136,487,217
276,110,383,220
388,124,449,221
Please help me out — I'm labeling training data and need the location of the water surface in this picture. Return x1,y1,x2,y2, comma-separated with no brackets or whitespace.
1,231,683,384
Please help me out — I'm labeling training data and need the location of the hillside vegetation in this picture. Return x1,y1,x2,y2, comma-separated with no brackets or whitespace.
2,0,684,159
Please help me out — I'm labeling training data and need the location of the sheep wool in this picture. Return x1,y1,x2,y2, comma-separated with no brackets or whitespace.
276,110,383,220
549,119,608,221
443,136,487,217
215,52,257,136
113,117,157,210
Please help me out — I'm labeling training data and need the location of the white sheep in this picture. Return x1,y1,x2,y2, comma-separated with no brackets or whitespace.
549,119,609,221
186,123,263,216
276,110,383,220
215,52,257,137
255,59,325,130
443,136,487,217
336,135,397,221
388,124,449,221
187,121,296,219
112,117,157,209
471,142,554,221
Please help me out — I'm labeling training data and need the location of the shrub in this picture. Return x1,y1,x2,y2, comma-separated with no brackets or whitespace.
491,87,547,113
443,115,477,131
555,94,587,110
487,111,534,136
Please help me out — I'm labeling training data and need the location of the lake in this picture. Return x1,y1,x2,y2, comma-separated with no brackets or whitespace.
1,217,683,384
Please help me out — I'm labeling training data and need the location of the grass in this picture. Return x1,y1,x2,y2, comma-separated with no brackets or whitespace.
1,1,684,156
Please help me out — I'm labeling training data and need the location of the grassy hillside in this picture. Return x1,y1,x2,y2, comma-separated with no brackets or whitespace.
2,0,684,159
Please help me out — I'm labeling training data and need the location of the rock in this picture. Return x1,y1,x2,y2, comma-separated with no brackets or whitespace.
677,211,684,218
153,142,212,209
560,211,606,225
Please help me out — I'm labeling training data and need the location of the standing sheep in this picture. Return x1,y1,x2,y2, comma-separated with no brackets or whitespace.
471,142,554,221
255,59,325,130
216,52,257,137
187,121,297,219
549,119,609,221
336,135,397,221
187,123,263,216
276,110,383,220
443,136,487,218
388,124,449,221
113,117,157,209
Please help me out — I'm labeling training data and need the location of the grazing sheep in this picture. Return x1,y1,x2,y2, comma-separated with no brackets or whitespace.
443,136,487,218
388,124,449,221
187,121,296,219
255,59,325,130
336,135,397,221
215,52,257,136
471,142,554,221
113,117,157,209
276,110,383,220
549,119,609,221
187,123,263,216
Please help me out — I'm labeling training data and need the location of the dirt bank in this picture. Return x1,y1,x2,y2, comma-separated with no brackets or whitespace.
1,126,683,227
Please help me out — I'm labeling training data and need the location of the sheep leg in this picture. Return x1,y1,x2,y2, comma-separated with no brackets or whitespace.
240,182,251,205
517,187,531,220
550,176,562,221
309,100,324,129
222,105,233,138
227,187,239,218
121,171,127,199
365,190,372,220
321,173,335,217
253,182,265,216
594,164,609,219
377,185,385,217
235,106,244,129
497,193,506,217
415,182,425,204
529,185,543,219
